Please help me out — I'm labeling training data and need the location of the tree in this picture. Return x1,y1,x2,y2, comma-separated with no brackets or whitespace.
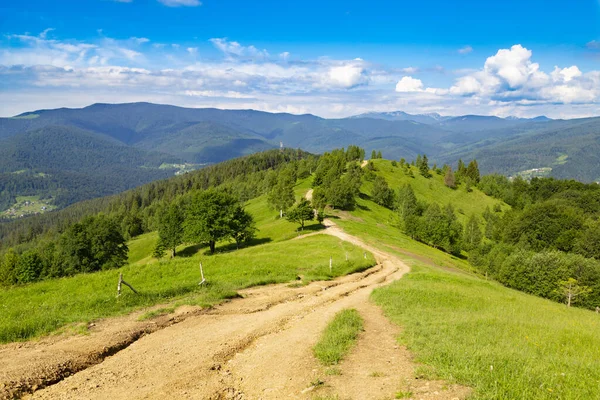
87,215,129,271
327,177,356,210
377,150,382,159
463,214,482,251
155,203,184,258
229,205,257,248
184,190,238,254
57,214,128,275
420,203,446,248
0,249,19,286
371,150,377,159
556,278,591,307
444,167,456,189
268,172,295,218
574,221,600,259
371,176,395,208
419,154,430,177
286,199,315,230
456,159,466,181
311,187,328,210
15,250,42,284
466,160,481,183
396,184,419,222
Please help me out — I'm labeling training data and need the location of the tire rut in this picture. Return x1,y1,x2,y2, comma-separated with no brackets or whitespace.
6,219,470,399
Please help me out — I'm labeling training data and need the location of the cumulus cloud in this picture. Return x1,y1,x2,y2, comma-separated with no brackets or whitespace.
395,76,424,92
327,63,367,88
2,33,600,119
447,45,598,104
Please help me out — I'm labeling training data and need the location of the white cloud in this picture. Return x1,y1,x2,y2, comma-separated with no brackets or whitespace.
395,76,424,92
327,64,367,88
446,45,599,104
2,34,600,119
157,0,201,6
131,37,150,44
210,38,269,60
458,46,473,54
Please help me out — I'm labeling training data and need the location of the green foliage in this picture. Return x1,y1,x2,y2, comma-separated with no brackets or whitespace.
574,220,600,260
286,199,315,230
154,203,184,258
0,234,375,343
463,214,482,251
503,201,585,252
54,214,128,277
371,176,395,209
466,159,480,183
183,190,239,254
268,168,296,216
313,309,363,365
229,205,257,248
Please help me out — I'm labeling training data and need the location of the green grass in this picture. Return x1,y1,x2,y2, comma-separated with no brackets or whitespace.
372,264,600,400
0,235,375,343
127,231,159,265
366,160,508,223
331,193,474,273
313,308,364,365
245,179,323,243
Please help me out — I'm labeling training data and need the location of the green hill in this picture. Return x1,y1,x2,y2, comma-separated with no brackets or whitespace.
1,149,600,399
0,125,180,213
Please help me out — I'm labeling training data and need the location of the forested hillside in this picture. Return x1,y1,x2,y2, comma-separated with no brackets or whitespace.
441,117,600,182
3,146,600,314
0,125,180,213
3,102,600,218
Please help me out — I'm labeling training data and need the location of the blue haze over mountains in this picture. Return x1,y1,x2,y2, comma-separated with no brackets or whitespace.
1,102,599,213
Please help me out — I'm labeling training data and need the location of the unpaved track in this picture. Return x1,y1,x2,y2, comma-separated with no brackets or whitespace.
4,220,468,400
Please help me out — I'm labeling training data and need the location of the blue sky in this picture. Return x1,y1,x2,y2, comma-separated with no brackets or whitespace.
1,0,600,118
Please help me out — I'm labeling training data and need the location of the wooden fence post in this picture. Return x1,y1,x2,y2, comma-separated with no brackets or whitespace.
117,272,138,297
199,261,206,285
329,256,332,273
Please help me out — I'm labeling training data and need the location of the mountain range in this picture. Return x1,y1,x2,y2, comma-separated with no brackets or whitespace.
1,102,599,215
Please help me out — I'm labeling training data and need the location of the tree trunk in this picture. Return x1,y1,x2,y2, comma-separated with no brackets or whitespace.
280,209,283,218
171,248,176,258
209,241,216,254
567,292,572,307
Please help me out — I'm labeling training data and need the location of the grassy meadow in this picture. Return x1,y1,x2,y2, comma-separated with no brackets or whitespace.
0,180,375,343
327,165,600,399
372,263,600,400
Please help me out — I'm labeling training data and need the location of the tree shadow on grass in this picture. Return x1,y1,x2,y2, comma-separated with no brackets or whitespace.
178,243,207,258
213,237,273,254
296,223,325,233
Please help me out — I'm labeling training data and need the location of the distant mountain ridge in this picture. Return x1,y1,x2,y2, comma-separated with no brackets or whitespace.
351,110,552,129
1,102,599,215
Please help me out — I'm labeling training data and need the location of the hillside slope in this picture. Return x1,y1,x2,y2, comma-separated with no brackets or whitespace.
0,125,180,213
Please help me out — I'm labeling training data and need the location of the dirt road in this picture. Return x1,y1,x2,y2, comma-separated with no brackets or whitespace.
3,220,468,400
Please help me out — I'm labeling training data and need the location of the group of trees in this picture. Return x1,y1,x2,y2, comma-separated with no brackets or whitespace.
0,149,316,286
0,214,128,285
311,148,364,211
469,175,600,308
396,184,464,255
